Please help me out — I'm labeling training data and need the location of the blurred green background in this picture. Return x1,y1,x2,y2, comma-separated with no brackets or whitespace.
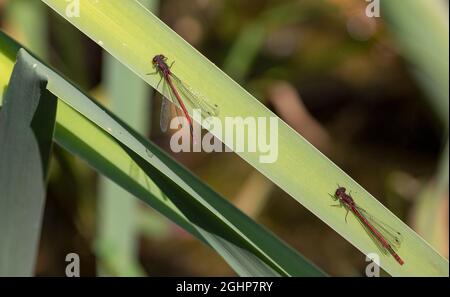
0,0,447,276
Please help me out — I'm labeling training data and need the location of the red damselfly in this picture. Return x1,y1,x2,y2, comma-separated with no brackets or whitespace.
330,186,404,265
150,54,219,136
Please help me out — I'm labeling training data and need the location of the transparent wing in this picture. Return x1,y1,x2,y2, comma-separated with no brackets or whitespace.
338,203,390,255
160,77,186,132
171,74,219,118
160,97,171,132
356,206,403,250
354,212,390,255
159,78,174,132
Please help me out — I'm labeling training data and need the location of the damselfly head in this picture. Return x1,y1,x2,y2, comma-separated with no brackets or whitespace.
335,187,346,198
152,54,166,65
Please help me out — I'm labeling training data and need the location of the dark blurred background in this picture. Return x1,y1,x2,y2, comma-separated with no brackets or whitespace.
0,0,448,276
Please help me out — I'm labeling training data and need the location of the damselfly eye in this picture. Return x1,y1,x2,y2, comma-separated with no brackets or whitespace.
335,187,346,197
152,55,163,63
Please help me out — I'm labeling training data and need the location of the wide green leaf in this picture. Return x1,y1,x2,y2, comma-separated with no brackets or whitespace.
0,52,57,276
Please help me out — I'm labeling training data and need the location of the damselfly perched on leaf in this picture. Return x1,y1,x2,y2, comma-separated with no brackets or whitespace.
150,54,219,136
330,186,404,265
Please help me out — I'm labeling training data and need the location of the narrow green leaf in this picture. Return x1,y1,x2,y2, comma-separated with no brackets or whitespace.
95,52,149,276
96,0,156,276
383,0,449,126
